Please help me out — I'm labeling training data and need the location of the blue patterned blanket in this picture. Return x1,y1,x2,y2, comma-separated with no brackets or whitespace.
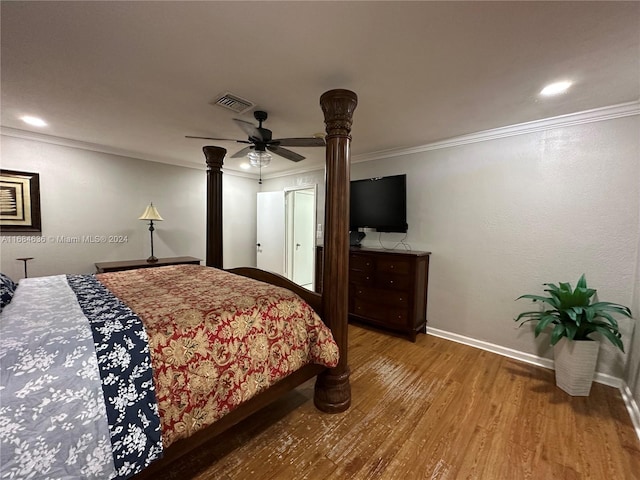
0,275,162,479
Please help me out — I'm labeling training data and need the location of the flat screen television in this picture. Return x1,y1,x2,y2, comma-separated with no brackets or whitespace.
350,174,408,233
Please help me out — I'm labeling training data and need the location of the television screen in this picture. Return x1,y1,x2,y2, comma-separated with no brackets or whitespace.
350,174,408,233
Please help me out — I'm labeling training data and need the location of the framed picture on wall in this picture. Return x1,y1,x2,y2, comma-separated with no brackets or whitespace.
0,169,42,233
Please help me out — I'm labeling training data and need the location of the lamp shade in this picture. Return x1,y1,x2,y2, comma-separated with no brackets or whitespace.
139,203,163,221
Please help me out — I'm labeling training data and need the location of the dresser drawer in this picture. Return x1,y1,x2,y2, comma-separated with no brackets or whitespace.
352,299,409,327
352,285,409,308
375,272,411,291
349,254,375,271
376,258,411,275
350,270,375,286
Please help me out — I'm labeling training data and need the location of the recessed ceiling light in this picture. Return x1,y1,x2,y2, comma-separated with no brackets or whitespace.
239,163,251,170
540,81,572,97
20,115,48,127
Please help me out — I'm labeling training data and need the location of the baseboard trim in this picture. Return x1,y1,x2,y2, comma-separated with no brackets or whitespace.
427,326,554,369
620,383,640,442
427,326,639,440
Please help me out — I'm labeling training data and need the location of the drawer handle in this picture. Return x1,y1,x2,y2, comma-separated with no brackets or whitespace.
366,276,370,280
399,297,403,301
390,265,394,269
390,280,394,284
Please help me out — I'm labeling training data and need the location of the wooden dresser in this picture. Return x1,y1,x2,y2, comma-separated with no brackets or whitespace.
316,246,430,341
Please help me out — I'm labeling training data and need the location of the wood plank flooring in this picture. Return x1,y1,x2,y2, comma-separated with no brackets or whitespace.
160,325,640,479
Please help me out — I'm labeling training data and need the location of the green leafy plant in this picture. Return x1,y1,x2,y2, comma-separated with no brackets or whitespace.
515,274,632,352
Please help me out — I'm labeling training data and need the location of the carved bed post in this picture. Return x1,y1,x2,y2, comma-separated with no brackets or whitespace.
314,89,358,413
203,146,226,269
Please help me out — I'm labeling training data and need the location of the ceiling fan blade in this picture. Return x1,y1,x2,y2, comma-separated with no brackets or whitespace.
233,119,264,142
275,137,325,147
267,145,305,162
185,135,251,144
231,146,254,158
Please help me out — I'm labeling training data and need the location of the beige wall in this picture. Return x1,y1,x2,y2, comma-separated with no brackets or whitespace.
625,174,640,419
265,113,640,388
354,116,639,380
0,135,257,277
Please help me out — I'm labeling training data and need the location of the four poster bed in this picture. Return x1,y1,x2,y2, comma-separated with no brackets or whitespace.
135,89,357,478
0,89,357,479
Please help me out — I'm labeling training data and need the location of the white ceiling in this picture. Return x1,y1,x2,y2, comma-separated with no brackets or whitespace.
1,1,639,176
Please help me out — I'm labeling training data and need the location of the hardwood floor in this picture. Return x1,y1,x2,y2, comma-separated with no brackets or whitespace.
161,325,640,479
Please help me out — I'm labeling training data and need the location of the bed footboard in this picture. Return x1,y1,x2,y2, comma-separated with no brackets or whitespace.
226,267,323,317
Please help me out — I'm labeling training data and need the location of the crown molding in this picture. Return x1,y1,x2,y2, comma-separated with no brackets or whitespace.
260,163,325,181
352,101,640,163
3,100,638,176
222,168,259,180
264,101,639,178
0,126,208,170
0,126,260,179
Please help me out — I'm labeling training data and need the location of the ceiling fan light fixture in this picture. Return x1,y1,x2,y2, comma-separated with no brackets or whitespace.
248,150,272,167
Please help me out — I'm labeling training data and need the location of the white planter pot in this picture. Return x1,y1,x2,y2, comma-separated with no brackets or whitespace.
553,337,600,396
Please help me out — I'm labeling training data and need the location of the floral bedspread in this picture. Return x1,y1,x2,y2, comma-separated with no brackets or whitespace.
1,265,338,479
0,275,161,480
98,264,339,448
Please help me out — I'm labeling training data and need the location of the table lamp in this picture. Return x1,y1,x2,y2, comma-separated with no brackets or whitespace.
139,203,163,263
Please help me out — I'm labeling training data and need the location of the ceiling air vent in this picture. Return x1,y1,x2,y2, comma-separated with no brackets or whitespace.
212,92,255,114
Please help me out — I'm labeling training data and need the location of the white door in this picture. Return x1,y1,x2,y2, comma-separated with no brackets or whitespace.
256,191,285,274
291,189,315,288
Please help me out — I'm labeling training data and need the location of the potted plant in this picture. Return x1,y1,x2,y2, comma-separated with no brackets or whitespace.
515,274,632,396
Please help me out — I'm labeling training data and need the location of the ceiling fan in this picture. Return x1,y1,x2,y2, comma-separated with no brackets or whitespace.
186,110,325,162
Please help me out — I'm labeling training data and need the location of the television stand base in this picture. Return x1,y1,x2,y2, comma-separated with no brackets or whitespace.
349,231,366,247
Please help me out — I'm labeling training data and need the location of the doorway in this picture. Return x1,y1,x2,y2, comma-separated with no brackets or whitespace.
256,191,285,274
256,187,317,289
285,186,317,290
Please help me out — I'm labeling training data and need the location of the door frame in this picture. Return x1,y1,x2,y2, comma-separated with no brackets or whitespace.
284,184,317,289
